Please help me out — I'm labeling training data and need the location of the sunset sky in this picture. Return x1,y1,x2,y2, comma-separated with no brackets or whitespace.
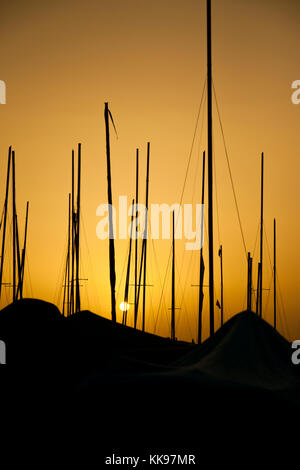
0,0,299,342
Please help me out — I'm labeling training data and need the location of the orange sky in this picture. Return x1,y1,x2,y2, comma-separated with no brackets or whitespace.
0,0,299,341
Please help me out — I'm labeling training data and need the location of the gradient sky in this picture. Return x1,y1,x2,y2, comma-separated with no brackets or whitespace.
0,0,299,341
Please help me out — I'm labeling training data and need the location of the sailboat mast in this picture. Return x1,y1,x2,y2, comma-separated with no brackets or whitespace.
104,102,116,323
75,143,81,313
259,152,264,317
123,199,135,326
67,194,71,315
70,150,75,315
142,142,150,332
207,0,214,336
198,151,205,344
20,201,29,299
247,252,253,312
171,210,175,341
273,218,276,329
0,147,11,299
219,245,223,326
12,150,16,302
134,149,139,329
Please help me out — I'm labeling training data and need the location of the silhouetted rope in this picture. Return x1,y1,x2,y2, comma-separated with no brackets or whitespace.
213,81,248,259
153,81,207,336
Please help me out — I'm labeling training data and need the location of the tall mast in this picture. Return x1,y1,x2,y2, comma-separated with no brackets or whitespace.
15,215,22,299
67,194,71,315
104,102,116,323
247,252,253,312
142,142,150,332
273,218,276,329
12,150,16,302
0,147,11,298
134,149,139,328
259,152,264,317
16,201,29,300
70,150,75,315
207,0,214,336
75,143,81,313
256,262,261,315
20,201,29,299
198,151,205,344
123,199,135,326
219,245,223,326
171,210,175,341
104,103,117,323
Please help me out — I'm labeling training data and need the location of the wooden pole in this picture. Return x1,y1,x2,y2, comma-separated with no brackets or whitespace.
207,0,214,336
142,143,150,332
0,147,11,298
104,102,116,323
273,218,276,329
198,151,205,344
134,149,139,329
171,210,175,341
259,152,264,317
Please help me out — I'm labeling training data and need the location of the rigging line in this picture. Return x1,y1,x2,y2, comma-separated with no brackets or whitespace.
176,252,196,340
263,223,290,338
24,251,34,298
116,241,129,301
175,144,201,316
213,147,221,248
277,281,290,339
154,81,207,334
263,274,273,319
81,211,102,311
212,128,221,247
151,227,170,334
212,80,248,259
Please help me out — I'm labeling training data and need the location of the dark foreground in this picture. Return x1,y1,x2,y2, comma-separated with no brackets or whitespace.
0,298,299,462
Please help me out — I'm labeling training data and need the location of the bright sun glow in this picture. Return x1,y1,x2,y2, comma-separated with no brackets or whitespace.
120,301,130,312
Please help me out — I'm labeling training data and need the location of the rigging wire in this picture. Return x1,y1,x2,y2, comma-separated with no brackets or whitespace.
153,81,207,336
212,80,248,259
